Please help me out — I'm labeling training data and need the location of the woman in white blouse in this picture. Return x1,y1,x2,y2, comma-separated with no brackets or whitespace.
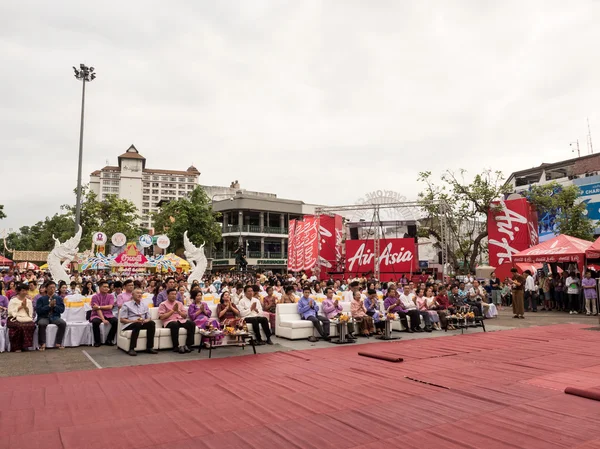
7,283,35,352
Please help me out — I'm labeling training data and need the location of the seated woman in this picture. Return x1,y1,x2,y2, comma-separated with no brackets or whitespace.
364,289,385,335
423,287,442,331
261,286,278,334
189,290,222,345
280,285,297,303
351,290,375,337
217,291,242,329
7,283,35,352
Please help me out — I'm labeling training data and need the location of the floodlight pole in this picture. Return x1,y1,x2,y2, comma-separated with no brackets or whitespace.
73,64,96,233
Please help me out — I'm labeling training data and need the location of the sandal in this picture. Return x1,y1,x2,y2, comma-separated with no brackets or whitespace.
39,345,46,352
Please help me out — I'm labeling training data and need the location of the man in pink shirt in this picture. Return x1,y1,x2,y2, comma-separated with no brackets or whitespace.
158,288,195,353
116,279,134,309
90,280,118,347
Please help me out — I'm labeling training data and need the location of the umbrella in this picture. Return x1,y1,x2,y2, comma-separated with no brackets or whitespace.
0,255,12,266
16,262,39,270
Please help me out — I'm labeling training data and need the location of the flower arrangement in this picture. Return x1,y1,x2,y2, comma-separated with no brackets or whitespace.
339,314,350,322
386,313,396,320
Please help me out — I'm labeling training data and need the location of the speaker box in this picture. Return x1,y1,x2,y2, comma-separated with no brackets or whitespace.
349,227,359,240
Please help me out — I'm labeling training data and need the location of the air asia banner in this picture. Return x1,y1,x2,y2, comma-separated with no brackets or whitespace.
345,238,418,281
287,215,343,278
488,197,538,279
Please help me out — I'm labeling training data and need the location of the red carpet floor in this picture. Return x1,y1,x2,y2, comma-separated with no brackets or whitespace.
3,324,600,449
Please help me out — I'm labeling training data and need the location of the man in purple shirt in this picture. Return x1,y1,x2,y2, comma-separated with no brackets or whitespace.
321,287,356,340
298,287,330,342
383,285,420,333
153,277,183,307
3,271,14,283
90,280,118,347
582,271,598,316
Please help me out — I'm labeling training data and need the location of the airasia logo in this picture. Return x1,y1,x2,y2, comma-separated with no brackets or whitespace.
347,242,413,271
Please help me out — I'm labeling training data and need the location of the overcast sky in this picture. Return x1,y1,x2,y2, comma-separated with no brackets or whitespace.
1,0,599,231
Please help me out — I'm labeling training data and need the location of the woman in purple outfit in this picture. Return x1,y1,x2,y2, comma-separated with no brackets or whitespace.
0,283,8,326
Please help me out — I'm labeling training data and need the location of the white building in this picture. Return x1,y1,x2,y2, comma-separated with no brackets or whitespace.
89,145,200,229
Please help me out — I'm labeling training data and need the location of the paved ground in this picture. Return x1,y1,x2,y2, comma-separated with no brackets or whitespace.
1,309,599,377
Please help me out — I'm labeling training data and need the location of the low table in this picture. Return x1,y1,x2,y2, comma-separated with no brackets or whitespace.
198,331,257,358
445,316,486,334
330,319,355,344
376,317,401,341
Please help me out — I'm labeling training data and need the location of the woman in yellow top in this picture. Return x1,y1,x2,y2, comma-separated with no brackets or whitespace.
350,290,375,337
7,283,35,352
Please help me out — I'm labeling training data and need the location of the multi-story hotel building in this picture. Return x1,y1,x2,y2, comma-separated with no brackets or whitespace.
89,145,200,229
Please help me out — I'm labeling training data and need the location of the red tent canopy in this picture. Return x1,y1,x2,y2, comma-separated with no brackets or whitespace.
0,255,12,266
585,237,600,259
512,234,593,266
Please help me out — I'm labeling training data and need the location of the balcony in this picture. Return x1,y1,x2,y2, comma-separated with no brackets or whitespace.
213,251,287,260
221,225,288,235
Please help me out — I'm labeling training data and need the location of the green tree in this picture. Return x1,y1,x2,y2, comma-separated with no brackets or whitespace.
152,187,221,252
418,169,511,273
7,213,74,251
525,182,596,241
63,187,143,249
0,204,6,220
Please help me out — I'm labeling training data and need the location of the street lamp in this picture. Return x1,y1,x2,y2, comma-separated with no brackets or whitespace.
73,64,96,233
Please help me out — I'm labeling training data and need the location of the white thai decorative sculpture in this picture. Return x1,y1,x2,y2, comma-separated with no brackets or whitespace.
48,226,82,285
183,231,207,285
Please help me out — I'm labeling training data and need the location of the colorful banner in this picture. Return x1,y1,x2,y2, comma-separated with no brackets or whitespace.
294,220,306,272
318,214,343,279
488,198,539,280
302,216,319,271
345,238,418,281
113,243,149,267
287,220,297,272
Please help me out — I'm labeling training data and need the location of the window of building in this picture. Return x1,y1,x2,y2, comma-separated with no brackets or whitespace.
152,196,158,200
143,182,149,187
142,202,149,207
102,186,110,192
142,209,149,214
110,187,119,192
143,195,149,200
170,177,176,182
143,189,150,194
188,184,194,190
161,176,168,181
152,182,159,187
152,189,159,194
153,176,159,180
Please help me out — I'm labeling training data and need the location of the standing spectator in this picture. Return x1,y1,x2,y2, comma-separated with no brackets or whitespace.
582,271,598,316
511,268,525,319
0,283,8,326
35,281,67,350
539,272,553,311
524,270,537,312
554,273,564,311
490,272,502,308
566,271,580,315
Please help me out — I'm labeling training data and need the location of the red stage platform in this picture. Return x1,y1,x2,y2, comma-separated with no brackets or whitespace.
3,324,600,449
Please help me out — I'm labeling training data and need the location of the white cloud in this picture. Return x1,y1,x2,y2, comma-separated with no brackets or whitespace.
1,0,599,231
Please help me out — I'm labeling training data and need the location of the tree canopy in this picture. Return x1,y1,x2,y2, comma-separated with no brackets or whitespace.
0,204,6,220
7,186,142,251
524,181,596,241
418,169,511,273
152,187,222,253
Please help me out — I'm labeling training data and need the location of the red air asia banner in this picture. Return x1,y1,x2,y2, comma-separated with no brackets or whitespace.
488,197,539,280
287,214,344,277
345,238,418,281
318,215,343,278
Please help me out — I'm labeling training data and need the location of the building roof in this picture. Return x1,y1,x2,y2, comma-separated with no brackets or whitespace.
118,144,146,169
507,153,600,185
187,165,200,174
90,166,200,177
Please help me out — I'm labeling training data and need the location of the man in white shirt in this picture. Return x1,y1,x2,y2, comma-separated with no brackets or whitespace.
524,270,537,312
237,285,273,345
343,281,362,303
399,285,430,332
230,283,244,305
565,271,580,314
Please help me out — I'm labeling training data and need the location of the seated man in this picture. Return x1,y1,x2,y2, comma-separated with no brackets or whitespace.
237,285,273,345
434,286,454,330
321,287,355,340
90,280,119,347
120,287,158,356
467,280,488,317
35,281,67,350
400,285,432,332
158,288,195,353
383,285,422,333
298,286,330,342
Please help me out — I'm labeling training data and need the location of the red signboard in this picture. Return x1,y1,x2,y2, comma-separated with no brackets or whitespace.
318,214,343,279
287,220,297,271
302,216,319,271
488,198,538,280
345,238,418,281
113,243,148,267
294,220,305,272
